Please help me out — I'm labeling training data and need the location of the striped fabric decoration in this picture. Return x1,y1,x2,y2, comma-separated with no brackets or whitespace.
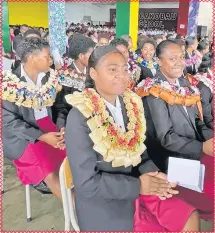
116,0,139,50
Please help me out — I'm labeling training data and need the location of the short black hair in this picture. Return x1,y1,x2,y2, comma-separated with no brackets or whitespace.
110,38,129,49
16,37,49,63
66,29,73,35
198,54,212,72
68,34,96,60
174,39,186,47
98,33,109,41
197,40,209,52
156,40,180,58
140,38,157,50
21,24,28,28
153,34,163,41
185,36,197,48
23,29,41,38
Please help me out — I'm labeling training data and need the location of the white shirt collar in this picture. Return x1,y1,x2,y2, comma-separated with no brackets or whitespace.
103,96,121,111
21,64,46,87
73,61,87,74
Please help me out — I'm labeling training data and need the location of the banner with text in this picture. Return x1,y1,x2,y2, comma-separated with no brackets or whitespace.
110,8,178,31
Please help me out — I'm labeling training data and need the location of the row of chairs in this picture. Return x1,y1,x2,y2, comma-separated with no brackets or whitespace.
5,158,80,231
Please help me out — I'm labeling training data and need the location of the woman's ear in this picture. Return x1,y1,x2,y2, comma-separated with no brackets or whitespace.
157,57,162,67
89,67,97,81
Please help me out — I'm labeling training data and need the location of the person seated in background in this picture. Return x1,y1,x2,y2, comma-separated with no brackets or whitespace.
110,38,141,87
97,33,110,46
12,24,29,54
120,35,133,51
185,36,202,75
153,34,163,45
137,40,213,220
53,34,96,130
133,38,159,82
191,55,213,129
2,38,66,199
176,39,213,130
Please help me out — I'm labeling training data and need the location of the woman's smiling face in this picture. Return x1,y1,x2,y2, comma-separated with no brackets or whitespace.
158,43,185,80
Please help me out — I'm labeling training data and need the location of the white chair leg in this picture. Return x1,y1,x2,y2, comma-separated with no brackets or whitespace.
67,189,80,231
25,185,32,222
59,166,70,231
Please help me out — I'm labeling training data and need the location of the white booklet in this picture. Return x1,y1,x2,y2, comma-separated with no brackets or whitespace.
167,157,205,193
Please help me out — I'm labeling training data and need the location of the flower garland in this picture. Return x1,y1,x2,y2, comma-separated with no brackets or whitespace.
127,58,141,91
2,69,62,109
185,52,202,67
131,52,159,70
65,88,147,168
57,57,86,91
136,77,203,120
187,73,213,91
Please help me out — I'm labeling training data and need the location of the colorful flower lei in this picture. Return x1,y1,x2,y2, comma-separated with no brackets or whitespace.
65,88,147,168
57,57,87,91
188,73,213,91
131,52,159,70
185,52,202,67
136,77,203,120
2,69,62,109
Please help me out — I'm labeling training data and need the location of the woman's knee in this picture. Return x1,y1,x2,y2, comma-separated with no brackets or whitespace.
44,172,59,183
183,210,200,231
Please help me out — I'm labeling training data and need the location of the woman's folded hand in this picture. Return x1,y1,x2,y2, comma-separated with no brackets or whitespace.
139,171,179,200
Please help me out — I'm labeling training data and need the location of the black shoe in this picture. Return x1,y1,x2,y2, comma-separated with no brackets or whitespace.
30,181,52,194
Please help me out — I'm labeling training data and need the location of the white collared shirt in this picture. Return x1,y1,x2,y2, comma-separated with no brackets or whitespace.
73,61,87,75
175,79,188,116
103,96,126,132
21,64,48,120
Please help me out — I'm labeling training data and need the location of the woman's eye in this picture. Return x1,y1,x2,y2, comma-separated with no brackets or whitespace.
109,68,116,72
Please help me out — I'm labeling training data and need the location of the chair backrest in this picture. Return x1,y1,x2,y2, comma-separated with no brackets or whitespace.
62,158,73,189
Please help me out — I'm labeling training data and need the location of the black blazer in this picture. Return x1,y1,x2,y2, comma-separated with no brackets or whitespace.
52,62,84,129
143,71,213,172
197,81,213,129
138,66,154,83
65,96,159,230
2,65,52,160
12,34,23,52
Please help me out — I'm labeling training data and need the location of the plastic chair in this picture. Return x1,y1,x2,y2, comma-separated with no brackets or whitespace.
59,157,80,231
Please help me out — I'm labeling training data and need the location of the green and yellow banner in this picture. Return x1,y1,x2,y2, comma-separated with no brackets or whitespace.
2,2,11,53
116,0,139,50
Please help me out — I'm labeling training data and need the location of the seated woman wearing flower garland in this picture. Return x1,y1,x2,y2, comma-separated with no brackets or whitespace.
137,40,214,220
52,34,96,130
190,54,213,129
176,40,213,130
110,38,141,89
132,38,159,82
2,38,66,200
184,36,202,75
65,45,199,231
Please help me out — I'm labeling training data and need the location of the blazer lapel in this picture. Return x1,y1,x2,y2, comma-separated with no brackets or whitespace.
178,77,198,129
119,96,129,131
